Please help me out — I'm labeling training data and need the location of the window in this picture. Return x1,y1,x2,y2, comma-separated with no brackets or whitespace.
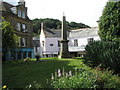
74,39,78,46
18,37,21,47
22,12,25,18
18,10,21,17
58,41,60,47
88,38,94,43
42,41,44,46
16,22,21,31
22,24,26,32
21,38,26,47
50,44,53,46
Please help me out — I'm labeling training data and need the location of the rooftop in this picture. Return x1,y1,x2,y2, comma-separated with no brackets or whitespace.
42,27,99,38
69,27,99,38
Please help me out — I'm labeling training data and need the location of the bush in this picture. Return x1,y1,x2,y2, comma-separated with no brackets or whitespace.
92,66,120,88
51,68,98,88
84,41,120,74
50,67,120,88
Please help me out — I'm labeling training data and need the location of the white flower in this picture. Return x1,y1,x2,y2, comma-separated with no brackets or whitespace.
69,70,72,76
66,73,68,77
58,69,61,77
29,84,32,88
51,73,54,80
58,69,60,73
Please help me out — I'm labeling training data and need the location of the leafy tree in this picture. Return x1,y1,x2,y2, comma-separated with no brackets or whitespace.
0,17,18,60
32,18,61,33
98,1,120,41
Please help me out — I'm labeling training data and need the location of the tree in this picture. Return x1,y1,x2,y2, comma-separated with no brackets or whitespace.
0,17,18,60
32,18,90,34
98,1,120,41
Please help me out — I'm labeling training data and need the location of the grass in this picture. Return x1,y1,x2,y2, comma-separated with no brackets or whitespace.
3,57,89,88
3,58,120,88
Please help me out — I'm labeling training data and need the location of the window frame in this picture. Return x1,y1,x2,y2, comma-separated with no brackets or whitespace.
22,23,26,32
18,37,21,47
87,38,94,43
16,22,21,31
22,11,25,18
21,38,26,47
50,44,54,46
74,39,78,46
18,10,21,17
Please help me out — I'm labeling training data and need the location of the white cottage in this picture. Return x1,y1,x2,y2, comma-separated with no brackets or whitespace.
39,23,61,57
68,27,100,57
38,25,100,57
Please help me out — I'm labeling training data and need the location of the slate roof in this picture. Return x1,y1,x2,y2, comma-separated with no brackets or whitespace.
69,27,99,38
1,2,30,21
0,2,14,12
43,27,99,38
43,28,61,37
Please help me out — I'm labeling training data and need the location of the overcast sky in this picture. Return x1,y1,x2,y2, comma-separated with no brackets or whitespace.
3,0,108,27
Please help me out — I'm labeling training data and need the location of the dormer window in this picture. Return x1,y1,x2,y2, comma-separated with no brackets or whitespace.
10,7,17,14
18,10,21,17
22,12,25,18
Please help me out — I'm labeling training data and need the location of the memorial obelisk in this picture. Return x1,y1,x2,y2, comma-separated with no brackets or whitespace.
58,14,70,58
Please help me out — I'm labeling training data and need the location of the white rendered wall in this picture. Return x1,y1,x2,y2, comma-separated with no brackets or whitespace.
69,36,100,46
45,37,60,54
68,36,100,52
39,30,46,57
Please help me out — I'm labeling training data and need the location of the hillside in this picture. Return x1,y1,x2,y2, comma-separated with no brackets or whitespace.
32,18,90,34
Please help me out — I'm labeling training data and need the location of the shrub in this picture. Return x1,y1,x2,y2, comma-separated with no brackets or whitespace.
50,67,120,88
92,66,120,88
84,41,120,74
51,68,98,88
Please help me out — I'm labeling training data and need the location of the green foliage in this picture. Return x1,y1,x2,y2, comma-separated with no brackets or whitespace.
0,17,18,50
68,22,89,29
2,58,84,88
50,66,120,88
84,41,120,74
98,1,120,41
51,68,98,88
32,18,61,33
3,58,120,88
32,18,90,34
92,67,120,88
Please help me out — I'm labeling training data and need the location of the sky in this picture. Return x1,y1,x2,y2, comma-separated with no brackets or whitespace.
3,0,109,27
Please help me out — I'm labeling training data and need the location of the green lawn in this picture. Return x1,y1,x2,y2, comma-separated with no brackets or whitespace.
3,57,89,88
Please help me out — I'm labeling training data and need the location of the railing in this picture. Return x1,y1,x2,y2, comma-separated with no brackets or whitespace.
69,45,85,52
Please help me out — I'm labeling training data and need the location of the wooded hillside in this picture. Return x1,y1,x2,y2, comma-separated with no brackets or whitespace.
32,18,90,34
